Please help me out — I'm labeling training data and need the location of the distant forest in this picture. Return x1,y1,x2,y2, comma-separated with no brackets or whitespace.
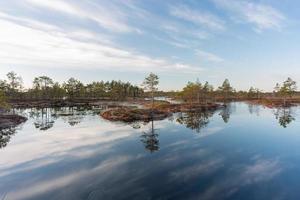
0,71,298,108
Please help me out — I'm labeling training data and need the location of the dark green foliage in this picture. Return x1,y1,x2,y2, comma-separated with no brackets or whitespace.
0,90,8,109
180,80,214,103
0,71,144,101
143,73,159,109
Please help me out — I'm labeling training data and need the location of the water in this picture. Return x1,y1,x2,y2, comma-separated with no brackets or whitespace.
0,103,300,200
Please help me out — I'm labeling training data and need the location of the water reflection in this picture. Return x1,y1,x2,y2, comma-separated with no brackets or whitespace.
30,108,55,131
140,120,159,153
2,103,300,199
274,107,295,128
248,104,260,116
177,110,215,133
0,107,102,149
0,126,16,149
219,104,232,123
29,106,101,131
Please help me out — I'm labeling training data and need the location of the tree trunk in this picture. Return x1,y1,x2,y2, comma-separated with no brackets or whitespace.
151,90,154,118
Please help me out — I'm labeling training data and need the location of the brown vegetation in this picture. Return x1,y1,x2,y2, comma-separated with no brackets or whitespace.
101,102,223,122
0,114,27,129
249,98,300,108
101,107,170,122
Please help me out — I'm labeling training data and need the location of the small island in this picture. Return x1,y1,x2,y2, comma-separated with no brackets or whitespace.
100,102,222,122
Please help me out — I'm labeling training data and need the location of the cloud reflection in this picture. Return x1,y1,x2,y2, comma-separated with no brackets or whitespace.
0,104,296,200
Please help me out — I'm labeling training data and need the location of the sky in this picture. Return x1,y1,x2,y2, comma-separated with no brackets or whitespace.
1,0,300,91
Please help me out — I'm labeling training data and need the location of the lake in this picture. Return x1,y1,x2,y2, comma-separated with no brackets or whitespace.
0,102,300,200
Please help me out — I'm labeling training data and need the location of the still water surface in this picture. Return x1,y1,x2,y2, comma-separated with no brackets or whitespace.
1,103,300,200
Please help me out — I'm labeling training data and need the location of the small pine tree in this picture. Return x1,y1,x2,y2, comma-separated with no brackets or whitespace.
143,73,159,110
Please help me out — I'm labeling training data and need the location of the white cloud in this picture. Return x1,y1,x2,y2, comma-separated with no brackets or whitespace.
213,0,285,31
196,50,224,63
26,0,135,33
0,11,59,31
162,24,209,40
199,158,283,200
0,16,201,74
170,4,225,31
27,0,78,15
242,159,282,183
170,157,224,181
160,23,209,49
6,156,132,200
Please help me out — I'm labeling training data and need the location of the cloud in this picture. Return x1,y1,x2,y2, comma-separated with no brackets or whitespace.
242,159,282,184
25,0,135,33
169,4,225,31
162,24,209,40
197,158,283,200
26,0,78,15
196,50,224,62
0,15,201,74
0,11,59,32
170,157,224,182
6,156,132,200
159,23,209,49
213,0,285,31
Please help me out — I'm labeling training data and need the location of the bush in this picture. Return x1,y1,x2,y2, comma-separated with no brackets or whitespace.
0,90,9,109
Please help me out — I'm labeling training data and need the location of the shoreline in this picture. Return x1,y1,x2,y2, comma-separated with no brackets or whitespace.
6,98,300,109
3,98,300,125
7,99,147,109
0,114,27,129
247,98,300,108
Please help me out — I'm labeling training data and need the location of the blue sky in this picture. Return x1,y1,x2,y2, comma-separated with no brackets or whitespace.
0,0,300,91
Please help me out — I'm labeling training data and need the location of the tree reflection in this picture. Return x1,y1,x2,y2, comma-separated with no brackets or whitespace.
140,120,159,153
64,115,84,126
176,110,214,133
248,104,260,116
274,107,295,128
60,107,85,126
0,126,16,149
0,106,96,149
219,104,231,123
30,108,55,131
28,107,95,130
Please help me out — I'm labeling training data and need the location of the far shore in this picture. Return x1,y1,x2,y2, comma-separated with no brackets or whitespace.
247,97,300,108
6,96,300,109
7,98,148,109
1,97,300,126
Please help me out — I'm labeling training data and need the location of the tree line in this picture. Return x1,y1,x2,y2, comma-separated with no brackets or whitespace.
0,71,298,108
179,78,237,103
0,71,144,102
179,77,298,104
